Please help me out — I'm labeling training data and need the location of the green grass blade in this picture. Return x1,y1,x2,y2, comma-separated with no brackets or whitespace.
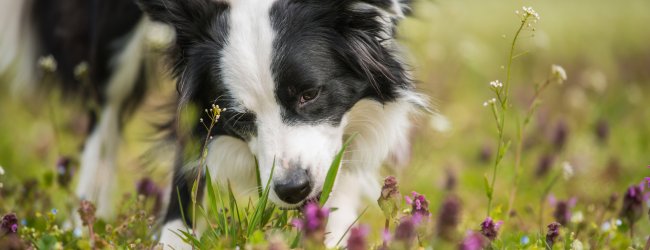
320,134,356,206
173,229,202,248
254,157,263,198
204,171,222,232
247,158,276,238
290,231,301,249
227,180,242,241
335,206,369,247
176,187,189,229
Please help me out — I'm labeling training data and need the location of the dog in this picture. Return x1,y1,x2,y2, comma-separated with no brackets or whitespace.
1,0,426,248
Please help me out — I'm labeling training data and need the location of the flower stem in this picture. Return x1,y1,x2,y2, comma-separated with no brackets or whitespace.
507,79,552,217
486,15,530,217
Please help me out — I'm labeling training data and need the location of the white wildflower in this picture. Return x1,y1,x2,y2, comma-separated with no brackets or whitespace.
522,6,540,21
570,211,584,223
0,165,4,175
483,98,497,107
551,64,567,83
489,80,503,88
38,55,58,72
600,221,611,231
562,161,574,180
571,239,584,250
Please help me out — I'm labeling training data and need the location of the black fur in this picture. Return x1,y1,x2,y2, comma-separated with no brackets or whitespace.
33,0,146,127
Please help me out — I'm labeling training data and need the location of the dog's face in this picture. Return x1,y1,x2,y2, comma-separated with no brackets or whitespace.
139,0,412,207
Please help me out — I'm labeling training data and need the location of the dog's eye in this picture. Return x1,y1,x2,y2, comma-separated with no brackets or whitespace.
299,87,320,105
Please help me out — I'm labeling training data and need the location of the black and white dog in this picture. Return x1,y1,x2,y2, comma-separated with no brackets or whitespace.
1,0,426,248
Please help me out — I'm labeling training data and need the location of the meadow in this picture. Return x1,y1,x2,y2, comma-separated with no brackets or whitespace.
1,0,649,249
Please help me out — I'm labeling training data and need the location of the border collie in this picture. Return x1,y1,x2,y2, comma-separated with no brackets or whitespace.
1,0,426,248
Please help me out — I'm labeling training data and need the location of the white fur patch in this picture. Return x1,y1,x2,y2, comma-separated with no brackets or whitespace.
75,18,148,219
159,219,192,250
220,0,278,114
0,0,38,97
205,136,256,192
320,96,420,247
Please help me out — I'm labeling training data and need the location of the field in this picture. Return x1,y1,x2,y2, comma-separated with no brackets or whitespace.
1,0,649,249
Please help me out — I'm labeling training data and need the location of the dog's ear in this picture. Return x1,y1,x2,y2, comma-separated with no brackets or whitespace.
332,0,414,99
136,0,223,40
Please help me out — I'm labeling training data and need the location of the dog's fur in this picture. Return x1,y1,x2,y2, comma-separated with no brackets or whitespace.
1,0,425,248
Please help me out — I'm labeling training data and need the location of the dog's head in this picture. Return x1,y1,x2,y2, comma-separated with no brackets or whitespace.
139,0,414,207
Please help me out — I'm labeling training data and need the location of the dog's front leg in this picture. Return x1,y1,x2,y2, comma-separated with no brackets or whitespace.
323,171,363,248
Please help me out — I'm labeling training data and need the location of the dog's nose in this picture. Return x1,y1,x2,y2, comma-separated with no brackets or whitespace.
274,169,312,204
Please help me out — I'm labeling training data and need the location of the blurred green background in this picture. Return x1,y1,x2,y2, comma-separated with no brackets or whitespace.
1,0,649,248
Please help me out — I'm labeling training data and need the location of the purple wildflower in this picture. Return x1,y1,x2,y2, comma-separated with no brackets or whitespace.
406,191,430,218
346,225,369,250
436,195,461,240
620,184,644,226
459,231,486,250
478,144,493,163
295,202,329,242
552,120,569,151
545,222,561,248
535,153,554,177
378,176,400,220
395,216,417,245
594,119,609,144
136,178,160,197
55,156,74,188
304,203,328,231
553,201,572,226
480,217,503,241
0,213,18,235
136,178,163,214
381,228,392,243
444,169,457,191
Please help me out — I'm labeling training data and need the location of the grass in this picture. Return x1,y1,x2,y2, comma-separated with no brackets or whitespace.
2,0,650,249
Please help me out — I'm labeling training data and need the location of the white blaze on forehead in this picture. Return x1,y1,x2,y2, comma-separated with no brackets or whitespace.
220,0,278,114
219,0,346,207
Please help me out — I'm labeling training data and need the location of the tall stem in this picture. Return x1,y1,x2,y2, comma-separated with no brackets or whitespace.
486,16,529,217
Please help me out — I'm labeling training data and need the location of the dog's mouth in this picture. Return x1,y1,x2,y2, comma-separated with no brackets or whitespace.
278,191,322,211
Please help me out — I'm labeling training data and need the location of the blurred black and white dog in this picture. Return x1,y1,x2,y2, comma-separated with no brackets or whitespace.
1,0,426,248
0,0,149,221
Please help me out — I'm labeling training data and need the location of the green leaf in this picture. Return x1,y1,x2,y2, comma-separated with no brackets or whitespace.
247,159,276,238
254,157,262,198
174,229,202,248
320,134,357,206
204,170,221,231
335,206,369,247
290,231,302,249
227,180,242,240
484,174,492,199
